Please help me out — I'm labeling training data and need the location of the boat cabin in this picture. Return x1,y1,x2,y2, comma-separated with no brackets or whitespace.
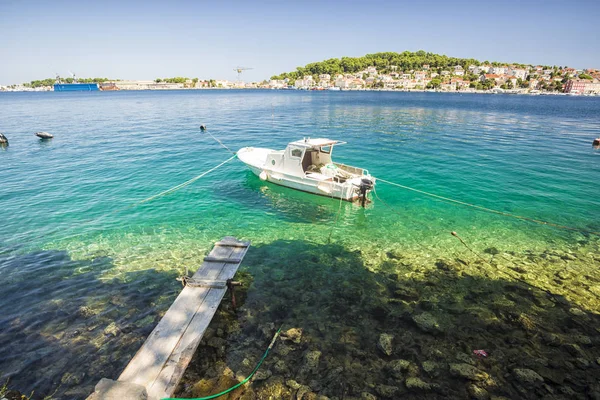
265,138,366,183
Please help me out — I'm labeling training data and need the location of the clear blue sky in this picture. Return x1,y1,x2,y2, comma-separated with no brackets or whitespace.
1,0,598,85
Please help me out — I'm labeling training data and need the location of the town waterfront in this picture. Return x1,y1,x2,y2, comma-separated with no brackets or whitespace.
1,90,599,399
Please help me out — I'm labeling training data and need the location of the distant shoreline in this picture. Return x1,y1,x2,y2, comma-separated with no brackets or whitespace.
0,87,598,97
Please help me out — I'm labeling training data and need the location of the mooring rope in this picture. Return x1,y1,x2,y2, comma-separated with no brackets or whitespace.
377,178,600,236
125,154,237,208
20,154,238,246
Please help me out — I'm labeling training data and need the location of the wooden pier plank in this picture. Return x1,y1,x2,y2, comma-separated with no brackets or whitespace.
117,237,249,399
148,258,244,399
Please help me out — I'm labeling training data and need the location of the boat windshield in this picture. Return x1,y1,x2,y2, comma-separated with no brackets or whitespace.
320,145,331,154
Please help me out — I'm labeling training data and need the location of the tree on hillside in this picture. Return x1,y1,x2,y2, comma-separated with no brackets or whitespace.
426,78,441,89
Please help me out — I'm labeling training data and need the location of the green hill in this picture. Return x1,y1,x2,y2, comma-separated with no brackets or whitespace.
271,50,528,81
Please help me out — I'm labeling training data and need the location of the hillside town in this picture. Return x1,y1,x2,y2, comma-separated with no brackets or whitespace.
2,65,600,95
271,64,600,94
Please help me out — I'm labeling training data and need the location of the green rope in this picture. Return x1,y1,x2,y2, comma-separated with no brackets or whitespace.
162,327,282,400
378,177,600,236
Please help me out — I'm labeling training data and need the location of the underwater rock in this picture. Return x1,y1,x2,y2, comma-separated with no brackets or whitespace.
361,392,377,400
573,334,592,346
422,360,441,377
302,350,322,373
568,307,586,317
78,305,98,318
274,359,288,374
449,363,489,381
575,357,590,369
295,385,312,400
308,380,322,392
282,327,303,343
541,332,561,346
103,322,121,337
387,359,411,379
467,384,490,400
536,367,565,385
512,368,544,386
405,377,433,391
455,352,475,365
286,380,302,390
564,343,586,357
377,333,394,356
255,376,290,399
375,384,399,398
412,312,442,333
253,369,272,381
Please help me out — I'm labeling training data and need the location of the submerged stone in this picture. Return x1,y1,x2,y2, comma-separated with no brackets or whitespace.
377,333,394,356
375,384,399,398
405,377,433,391
512,368,544,385
388,359,411,378
449,363,489,381
253,369,272,381
412,312,442,333
467,383,490,400
282,327,303,343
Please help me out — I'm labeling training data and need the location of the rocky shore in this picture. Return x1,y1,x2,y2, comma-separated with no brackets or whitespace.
174,238,600,400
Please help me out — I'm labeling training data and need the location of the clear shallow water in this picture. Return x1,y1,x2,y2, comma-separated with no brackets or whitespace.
1,90,599,398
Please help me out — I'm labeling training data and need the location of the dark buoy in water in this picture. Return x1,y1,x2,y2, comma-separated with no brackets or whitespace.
200,125,207,131
594,138,600,147
35,131,54,140
0,133,8,146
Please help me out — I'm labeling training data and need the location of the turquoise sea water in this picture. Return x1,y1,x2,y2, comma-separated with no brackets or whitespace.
1,90,599,398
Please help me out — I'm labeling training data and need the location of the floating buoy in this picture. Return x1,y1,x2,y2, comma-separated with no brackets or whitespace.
594,138,600,146
0,133,7,145
200,125,207,131
35,132,53,139
259,171,268,181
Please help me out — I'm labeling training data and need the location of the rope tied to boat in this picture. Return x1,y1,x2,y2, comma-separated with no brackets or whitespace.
377,178,600,237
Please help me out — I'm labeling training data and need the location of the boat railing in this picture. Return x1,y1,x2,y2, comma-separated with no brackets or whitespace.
334,162,365,176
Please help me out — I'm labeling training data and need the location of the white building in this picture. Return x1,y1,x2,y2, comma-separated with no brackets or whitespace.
509,68,528,80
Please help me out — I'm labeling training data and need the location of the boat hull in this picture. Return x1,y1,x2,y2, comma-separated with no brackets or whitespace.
237,147,373,201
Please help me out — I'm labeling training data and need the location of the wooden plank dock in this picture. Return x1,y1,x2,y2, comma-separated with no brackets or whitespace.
89,236,250,400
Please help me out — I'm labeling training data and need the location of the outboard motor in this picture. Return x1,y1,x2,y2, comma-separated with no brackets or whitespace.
359,178,374,208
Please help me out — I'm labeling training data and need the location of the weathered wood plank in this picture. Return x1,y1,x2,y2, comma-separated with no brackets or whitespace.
203,256,243,263
116,237,249,400
148,245,249,399
214,241,250,248
118,242,238,386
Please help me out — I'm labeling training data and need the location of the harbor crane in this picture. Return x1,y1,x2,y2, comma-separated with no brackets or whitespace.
233,66,253,82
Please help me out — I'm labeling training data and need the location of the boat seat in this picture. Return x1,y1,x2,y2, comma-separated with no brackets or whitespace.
305,172,333,181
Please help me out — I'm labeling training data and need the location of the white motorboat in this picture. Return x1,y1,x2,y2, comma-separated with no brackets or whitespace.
237,138,375,202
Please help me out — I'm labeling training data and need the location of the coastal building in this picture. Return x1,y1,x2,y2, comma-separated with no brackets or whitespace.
490,66,507,75
366,66,377,75
564,79,600,94
454,65,465,76
414,71,427,81
509,68,528,80
295,76,314,89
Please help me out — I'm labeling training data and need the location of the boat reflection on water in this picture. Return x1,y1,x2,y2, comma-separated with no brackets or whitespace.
237,171,371,225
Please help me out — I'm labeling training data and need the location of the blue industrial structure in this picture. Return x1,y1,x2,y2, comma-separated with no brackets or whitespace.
54,83,99,92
